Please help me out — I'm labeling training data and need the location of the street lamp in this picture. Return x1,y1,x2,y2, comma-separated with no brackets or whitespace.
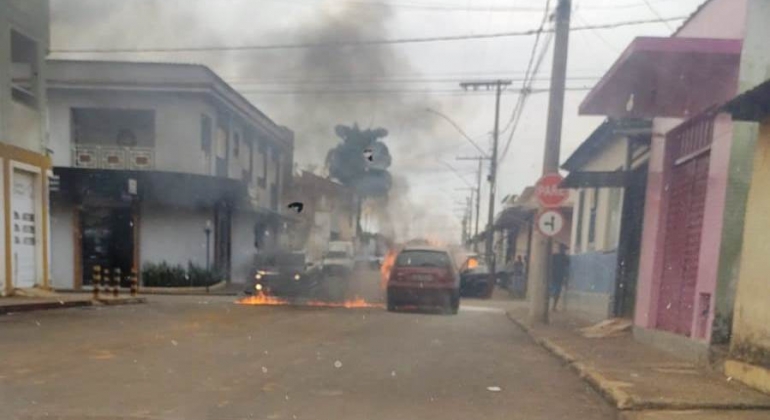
425,108,489,157
204,220,212,270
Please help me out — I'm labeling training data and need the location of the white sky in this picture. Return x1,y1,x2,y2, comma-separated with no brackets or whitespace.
50,0,707,244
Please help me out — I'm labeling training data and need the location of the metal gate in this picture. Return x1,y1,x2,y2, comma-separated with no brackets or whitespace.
656,115,714,336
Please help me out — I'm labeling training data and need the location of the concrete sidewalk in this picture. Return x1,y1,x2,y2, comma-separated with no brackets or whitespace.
506,303,770,418
0,292,145,314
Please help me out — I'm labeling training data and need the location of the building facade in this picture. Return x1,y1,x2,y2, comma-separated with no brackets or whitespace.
722,78,770,394
0,0,51,295
579,0,770,362
46,59,293,288
285,170,356,264
560,119,651,322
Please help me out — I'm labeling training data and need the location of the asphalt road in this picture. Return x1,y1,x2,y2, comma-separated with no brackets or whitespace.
0,273,615,420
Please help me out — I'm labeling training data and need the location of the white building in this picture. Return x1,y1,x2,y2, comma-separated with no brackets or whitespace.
46,59,294,289
0,0,51,295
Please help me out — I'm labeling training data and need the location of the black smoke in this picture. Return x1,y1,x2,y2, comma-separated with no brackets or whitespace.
326,123,392,198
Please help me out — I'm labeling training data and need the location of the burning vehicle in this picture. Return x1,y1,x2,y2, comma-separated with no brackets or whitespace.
244,251,323,298
458,254,492,298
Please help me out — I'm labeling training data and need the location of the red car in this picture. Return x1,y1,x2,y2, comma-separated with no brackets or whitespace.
386,246,460,314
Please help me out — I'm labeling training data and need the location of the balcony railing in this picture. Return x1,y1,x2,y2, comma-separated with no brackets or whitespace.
73,145,155,170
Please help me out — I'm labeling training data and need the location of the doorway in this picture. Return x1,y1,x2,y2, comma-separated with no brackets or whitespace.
80,206,135,287
613,164,648,318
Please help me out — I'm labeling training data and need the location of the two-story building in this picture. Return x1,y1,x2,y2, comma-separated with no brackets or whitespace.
0,0,51,295
285,170,357,264
45,59,294,289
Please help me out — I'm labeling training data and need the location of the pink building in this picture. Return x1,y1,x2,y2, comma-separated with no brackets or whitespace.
580,0,750,361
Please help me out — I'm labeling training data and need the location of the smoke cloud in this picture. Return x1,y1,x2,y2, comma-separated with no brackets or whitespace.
49,0,466,244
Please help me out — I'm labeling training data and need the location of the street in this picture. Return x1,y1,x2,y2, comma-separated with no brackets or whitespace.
0,279,614,420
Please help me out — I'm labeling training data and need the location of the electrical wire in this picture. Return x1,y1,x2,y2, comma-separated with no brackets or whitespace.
50,16,688,54
238,86,591,95
641,0,675,31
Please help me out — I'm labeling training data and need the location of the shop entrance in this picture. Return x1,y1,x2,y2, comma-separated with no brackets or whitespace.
80,206,135,287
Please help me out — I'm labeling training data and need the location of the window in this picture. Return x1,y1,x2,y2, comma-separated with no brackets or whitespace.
588,187,599,247
575,190,585,252
261,143,269,188
10,29,39,108
201,115,212,152
395,251,451,268
71,108,155,147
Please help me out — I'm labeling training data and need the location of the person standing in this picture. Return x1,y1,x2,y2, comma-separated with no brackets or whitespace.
550,244,570,311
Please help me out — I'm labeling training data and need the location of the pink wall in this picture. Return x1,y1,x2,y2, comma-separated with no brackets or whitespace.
692,114,733,341
634,0,747,336
635,118,681,328
675,0,747,40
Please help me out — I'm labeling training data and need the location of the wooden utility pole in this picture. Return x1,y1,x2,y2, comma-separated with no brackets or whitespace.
530,0,572,325
459,80,511,290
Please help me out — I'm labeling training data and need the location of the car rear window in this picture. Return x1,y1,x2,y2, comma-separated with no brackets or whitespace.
395,250,450,268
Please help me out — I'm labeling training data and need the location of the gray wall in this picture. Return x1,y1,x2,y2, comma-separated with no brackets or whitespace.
0,0,49,153
231,210,258,284
47,90,215,175
139,202,213,270
49,200,74,289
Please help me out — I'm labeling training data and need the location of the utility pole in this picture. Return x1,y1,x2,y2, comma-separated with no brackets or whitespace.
460,79,511,295
530,0,571,325
457,156,489,252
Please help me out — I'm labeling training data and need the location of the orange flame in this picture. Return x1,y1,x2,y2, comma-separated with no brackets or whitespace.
379,247,399,290
236,292,382,309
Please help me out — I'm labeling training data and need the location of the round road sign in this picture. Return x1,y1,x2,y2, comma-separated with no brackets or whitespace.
536,209,565,238
535,173,569,208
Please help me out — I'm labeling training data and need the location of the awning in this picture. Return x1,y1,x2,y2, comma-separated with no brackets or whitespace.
494,206,536,229
560,171,630,189
53,167,246,209
723,79,770,122
580,37,742,119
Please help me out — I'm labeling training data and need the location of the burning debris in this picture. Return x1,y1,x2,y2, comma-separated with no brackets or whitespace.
236,292,382,309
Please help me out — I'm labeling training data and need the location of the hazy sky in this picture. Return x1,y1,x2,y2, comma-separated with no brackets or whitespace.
50,0,706,243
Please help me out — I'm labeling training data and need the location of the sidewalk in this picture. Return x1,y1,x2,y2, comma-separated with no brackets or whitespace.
506,302,770,418
0,291,146,315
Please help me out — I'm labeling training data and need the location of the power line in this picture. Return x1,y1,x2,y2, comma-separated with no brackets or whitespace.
238,86,591,95
51,16,688,54
226,75,601,85
270,0,677,12
641,0,675,31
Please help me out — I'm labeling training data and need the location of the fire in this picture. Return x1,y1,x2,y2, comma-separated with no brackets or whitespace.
379,247,399,289
236,292,382,309
467,257,479,269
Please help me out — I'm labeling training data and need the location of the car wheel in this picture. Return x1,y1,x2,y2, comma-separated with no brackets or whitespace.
450,291,460,315
387,298,397,312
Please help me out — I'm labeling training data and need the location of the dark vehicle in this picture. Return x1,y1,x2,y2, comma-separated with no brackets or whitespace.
244,251,320,298
387,246,460,314
459,255,492,298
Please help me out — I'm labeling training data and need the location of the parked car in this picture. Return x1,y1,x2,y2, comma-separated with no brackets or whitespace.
321,241,355,276
386,246,460,314
459,254,493,298
244,251,321,298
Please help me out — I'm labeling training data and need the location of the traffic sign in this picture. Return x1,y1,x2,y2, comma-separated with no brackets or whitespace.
536,209,565,238
535,173,569,208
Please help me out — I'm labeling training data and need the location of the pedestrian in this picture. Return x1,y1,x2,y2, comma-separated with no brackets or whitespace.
550,244,570,311
511,255,525,298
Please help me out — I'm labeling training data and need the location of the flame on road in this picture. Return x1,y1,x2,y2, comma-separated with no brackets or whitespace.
236,292,382,309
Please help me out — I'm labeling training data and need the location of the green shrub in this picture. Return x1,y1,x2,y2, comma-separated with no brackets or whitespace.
141,261,223,287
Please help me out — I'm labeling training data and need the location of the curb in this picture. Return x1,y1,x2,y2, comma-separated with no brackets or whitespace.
0,299,93,315
95,297,148,306
505,311,770,412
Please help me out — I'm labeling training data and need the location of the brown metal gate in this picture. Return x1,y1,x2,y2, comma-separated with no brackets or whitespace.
656,115,714,336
